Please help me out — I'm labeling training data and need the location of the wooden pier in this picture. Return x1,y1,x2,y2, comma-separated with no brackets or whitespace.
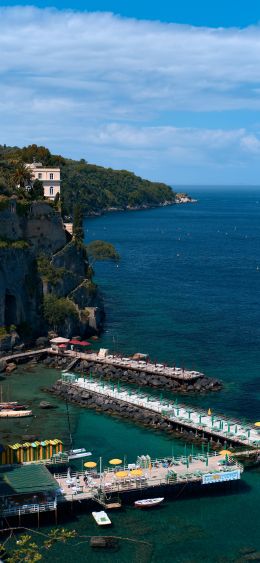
54,452,243,505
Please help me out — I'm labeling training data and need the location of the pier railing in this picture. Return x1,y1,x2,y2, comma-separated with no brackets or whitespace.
65,377,260,449
1,500,57,517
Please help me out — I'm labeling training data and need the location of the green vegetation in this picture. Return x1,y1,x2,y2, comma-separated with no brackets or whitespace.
73,203,84,243
87,240,120,262
0,528,76,562
0,238,29,249
37,255,65,285
0,143,176,215
43,294,78,329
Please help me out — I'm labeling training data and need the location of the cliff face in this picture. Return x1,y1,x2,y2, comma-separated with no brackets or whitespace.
0,248,42,333
0,198,103,346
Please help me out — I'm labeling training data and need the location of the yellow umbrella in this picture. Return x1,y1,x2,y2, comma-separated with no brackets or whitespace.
254,422,260,427
219,450,232,456
84,461,97,468
208,408,212,416
109,458,122,465
130,469,143,477
115,470,128,478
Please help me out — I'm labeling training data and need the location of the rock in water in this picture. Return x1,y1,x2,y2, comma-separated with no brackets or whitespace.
39,401,56,409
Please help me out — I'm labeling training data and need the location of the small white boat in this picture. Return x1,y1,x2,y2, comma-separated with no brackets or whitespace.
92,511,112,526
0,409,32,418
134,497,164,508
68,448,92,460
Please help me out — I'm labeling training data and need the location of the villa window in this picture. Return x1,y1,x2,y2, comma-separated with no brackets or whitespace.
50,173,54,180
50,187,54,195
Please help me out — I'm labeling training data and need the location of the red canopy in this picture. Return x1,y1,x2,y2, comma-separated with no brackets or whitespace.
69,340,91,346
58,343,68,348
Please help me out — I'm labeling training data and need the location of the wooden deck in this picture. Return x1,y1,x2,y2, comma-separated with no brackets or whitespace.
54,453,243,503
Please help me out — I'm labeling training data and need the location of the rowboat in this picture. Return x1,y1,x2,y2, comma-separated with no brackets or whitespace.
0,409,32,418
92,511,112,526
134,497,164,508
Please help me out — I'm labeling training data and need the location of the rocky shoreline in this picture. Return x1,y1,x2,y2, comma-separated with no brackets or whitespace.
42,354,222,394
46,380,225,449
86,196,197,217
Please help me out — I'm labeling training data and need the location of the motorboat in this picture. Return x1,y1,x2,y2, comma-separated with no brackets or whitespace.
92,511,112,526
134,497,164,508
67,448,92,460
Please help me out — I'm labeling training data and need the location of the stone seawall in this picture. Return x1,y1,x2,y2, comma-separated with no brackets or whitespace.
47,380,222,448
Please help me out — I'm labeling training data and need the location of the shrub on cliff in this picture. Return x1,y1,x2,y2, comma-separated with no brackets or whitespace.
43,294,78,330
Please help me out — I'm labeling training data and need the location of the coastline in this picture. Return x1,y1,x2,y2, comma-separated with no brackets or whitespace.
86,196,197,217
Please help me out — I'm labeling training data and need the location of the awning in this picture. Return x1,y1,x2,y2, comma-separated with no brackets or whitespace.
50,337,70,344
69,340,91,346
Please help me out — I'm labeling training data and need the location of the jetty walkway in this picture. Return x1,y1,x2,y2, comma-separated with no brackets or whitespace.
62,375,260,449
64,350,203,381
4,347,204,382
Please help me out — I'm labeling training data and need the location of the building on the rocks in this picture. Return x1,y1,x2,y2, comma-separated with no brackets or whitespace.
25,162,60,200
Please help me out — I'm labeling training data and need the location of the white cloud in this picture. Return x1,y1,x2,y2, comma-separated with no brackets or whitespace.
1,7,260,182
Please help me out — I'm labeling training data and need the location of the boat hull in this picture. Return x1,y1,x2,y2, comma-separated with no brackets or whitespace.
134,497,164,508
0,410,32,418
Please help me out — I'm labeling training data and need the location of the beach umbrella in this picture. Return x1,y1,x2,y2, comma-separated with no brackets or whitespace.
219,450,232,456
115,470,128,478
254,422,260,427
130,469,143,477
84,461,97,468
109,458,122,465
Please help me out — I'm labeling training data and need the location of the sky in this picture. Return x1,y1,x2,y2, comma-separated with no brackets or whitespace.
1,0,260,185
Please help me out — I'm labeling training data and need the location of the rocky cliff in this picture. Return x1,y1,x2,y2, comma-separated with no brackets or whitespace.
0,197,104,349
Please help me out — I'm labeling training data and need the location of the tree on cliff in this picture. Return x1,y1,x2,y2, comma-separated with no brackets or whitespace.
43,295,78,331
73,203,84,243
30,179,44,200
86,240,120,264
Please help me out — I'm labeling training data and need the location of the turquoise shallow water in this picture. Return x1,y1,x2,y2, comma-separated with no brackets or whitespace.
2,189,260,561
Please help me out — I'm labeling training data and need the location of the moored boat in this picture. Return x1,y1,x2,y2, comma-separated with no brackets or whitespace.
68,448,92,460
92,511,112,526
0,409,32,418
134,497,164,508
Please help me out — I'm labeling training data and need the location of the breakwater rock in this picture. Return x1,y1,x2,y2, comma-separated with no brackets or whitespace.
47,380,221,447
43,355,222,394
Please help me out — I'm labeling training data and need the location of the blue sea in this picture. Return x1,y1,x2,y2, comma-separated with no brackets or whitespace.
4,188,260,562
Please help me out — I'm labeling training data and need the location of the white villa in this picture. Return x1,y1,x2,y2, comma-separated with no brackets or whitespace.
26,162,60,201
